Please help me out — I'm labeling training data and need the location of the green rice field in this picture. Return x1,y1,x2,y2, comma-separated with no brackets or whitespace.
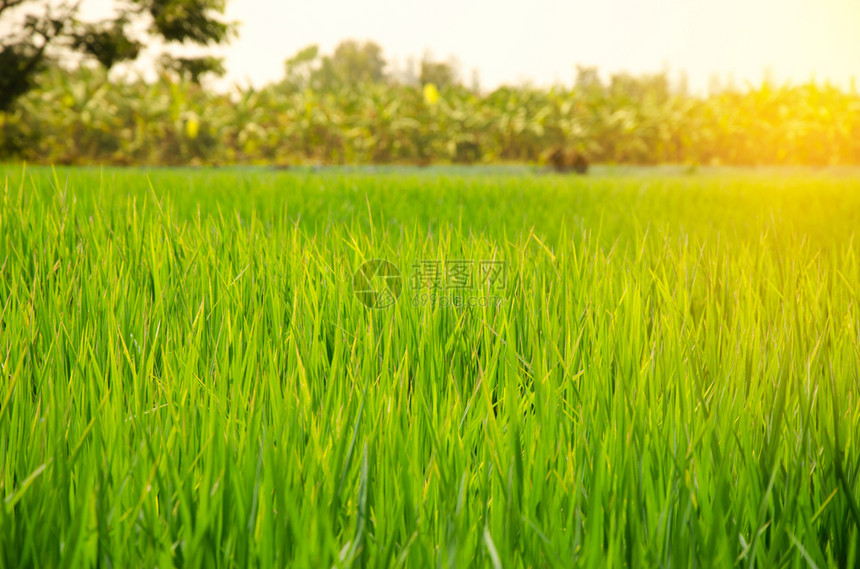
1,165,859,567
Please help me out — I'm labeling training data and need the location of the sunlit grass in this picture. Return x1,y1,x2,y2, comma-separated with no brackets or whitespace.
1,165,859,567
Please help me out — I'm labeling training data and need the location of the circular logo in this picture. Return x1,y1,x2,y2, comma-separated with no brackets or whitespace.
352,259,402,309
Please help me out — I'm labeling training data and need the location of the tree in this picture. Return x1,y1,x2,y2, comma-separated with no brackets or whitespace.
419,55,459,90
279,41,390,93
312,40,387,91
281,44,319,92
328,40,386,84
0,0,235,112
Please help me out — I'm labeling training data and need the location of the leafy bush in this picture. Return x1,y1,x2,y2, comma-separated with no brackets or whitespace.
2,61,859,166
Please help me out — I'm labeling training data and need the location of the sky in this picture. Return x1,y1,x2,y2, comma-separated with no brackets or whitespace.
78,0,860,93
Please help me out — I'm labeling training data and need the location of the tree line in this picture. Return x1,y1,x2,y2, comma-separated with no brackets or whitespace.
2,27,858,166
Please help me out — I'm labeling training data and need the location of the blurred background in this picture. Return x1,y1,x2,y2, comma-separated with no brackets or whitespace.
2,0,859,166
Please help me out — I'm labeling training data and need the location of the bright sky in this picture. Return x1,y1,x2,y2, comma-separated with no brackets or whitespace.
81,0,860,93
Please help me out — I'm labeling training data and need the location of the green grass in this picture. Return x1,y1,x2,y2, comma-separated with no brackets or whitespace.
1,165,859,567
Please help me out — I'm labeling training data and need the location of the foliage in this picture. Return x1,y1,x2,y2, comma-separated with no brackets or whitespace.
2,41,860,165
71,16,143,70
320,40,387,89
2,166,860,566
0,0,234,112
420,57,459,89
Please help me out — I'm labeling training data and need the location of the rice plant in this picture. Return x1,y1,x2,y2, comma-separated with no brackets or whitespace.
1,165,859,567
